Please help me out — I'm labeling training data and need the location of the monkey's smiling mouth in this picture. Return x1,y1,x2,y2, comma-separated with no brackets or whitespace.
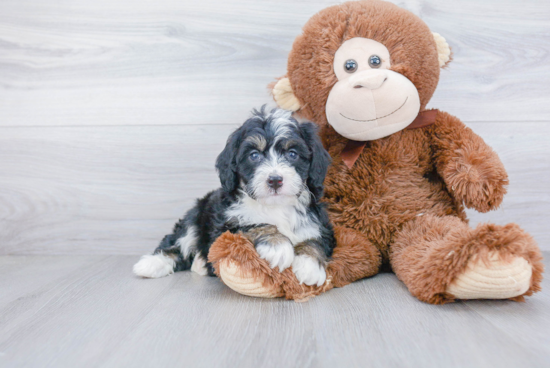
339,96,409,122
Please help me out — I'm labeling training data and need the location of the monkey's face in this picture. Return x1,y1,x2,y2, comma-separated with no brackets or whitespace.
325,38,421,141
272,1,451,142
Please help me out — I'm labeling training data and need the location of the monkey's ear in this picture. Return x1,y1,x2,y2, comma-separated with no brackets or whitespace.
272,77,301,112
432,32,452,68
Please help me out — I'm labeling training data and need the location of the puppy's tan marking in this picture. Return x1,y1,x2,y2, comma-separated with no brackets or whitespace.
242,225,290,247
295,240,328,266
283,139,300,150
245,135,267,151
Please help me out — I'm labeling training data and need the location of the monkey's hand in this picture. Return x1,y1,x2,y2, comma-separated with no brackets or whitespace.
432,111,509,213
441,144,508,212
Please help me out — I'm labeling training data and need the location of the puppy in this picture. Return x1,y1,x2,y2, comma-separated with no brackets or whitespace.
133,107,335,286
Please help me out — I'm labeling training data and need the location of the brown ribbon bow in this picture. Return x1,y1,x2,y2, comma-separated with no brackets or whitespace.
340,109,439,169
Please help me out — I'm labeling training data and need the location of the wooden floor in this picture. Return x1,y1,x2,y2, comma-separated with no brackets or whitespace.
0,253,548,368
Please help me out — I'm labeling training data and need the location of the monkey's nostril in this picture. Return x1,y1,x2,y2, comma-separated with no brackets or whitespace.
267,175,283,190
353,85,362,89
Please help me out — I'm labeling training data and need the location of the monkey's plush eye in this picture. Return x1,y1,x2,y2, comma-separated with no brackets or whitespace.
249,151,261,162
344,59,358,73
368,55,382,68
286,149,299,160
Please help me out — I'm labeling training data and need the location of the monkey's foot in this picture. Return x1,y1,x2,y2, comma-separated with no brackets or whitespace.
446,252,532,300
209,231,332,301
218,259,281,298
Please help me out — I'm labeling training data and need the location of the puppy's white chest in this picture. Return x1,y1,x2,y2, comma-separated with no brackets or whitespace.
226,197,320,244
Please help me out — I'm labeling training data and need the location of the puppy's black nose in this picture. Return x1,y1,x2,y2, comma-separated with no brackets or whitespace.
267,175,283,190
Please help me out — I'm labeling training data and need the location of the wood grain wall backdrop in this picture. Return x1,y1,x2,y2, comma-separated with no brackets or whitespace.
0,0,549,254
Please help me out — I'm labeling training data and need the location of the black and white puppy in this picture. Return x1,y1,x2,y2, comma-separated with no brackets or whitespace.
133,107,335,286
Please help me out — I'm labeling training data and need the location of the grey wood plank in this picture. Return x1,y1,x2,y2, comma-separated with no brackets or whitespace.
0,124,237,255
307,273,549,368
0,256,183,367
0,0,549,127
0,255,107,310
0,255,111,347
0,254,547,368
1,122,548,255
461,288,550,360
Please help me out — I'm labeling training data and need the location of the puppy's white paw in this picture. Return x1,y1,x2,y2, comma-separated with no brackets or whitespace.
191,255,208,276
292,255,327,287
133,253,175,278
256,240,294,271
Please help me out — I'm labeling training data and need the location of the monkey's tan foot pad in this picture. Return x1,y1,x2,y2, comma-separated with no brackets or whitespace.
218,260,283,298
209,231,286,298
446,251,532,300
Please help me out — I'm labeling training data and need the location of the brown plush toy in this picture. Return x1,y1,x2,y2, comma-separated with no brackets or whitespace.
208,0,544,304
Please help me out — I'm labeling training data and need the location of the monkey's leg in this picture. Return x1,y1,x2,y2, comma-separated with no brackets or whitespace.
208,226,382,300
327,226,382,287
208,231,288,299
390,214,543,304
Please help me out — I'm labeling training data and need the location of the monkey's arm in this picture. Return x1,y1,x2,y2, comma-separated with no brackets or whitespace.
429,110,508,213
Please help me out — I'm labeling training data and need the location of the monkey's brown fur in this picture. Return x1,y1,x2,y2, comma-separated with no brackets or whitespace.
209,0,543,303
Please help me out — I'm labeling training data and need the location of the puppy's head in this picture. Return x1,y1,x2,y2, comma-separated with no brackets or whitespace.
216,107,331,206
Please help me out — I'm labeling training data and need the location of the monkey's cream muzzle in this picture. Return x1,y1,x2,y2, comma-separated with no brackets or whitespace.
326,68,420,141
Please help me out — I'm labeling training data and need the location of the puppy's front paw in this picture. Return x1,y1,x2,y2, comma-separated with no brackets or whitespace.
292,255,327,287
256,240,294,272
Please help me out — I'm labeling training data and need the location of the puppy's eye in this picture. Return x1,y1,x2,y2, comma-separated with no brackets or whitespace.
368,55,382,68
286,150,299,160
344,59,358,73
249,151,261,162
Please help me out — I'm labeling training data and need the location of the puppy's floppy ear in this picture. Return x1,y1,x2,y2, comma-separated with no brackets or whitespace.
215,128,242,193
299,122,331,201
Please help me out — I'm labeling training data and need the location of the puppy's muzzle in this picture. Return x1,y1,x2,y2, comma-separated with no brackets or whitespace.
267,175,283,191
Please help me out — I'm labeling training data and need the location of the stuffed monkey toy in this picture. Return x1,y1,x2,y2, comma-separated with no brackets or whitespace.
208,0,544,304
